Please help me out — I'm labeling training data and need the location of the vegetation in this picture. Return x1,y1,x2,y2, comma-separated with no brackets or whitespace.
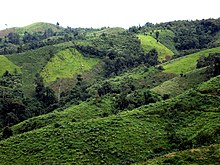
137,34,174,62
0,56,21,76
0,18,220,164
163,46,220,74
41,48,99,84
0,76,219,164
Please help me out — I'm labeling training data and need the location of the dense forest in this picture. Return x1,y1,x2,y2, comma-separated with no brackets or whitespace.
0,19,220,164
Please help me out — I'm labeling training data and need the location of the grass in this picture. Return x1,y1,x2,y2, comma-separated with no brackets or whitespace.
40,48,100,84
86,27,125,38
6,45,65,96
139,144,220,165
137,34,174,62
152,68,209,97
156,30,178,55
163,46,220,74
0,76,219,164
15,22,62,35
12,97,113,135
0,55,21,76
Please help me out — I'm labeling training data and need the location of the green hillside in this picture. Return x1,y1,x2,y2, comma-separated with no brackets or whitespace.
15,22,62,35
6,45,68,96
152,68,209,97
137,34,174,62
0,76,219,164
41,48,100,84
0,55,21,76
163,46,220,74
155,30,178,54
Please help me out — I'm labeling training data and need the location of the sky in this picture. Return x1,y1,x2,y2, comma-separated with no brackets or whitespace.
0,0,219,30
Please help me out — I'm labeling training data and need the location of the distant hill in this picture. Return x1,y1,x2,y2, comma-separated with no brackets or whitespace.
0,22,62,38
15,22,62,35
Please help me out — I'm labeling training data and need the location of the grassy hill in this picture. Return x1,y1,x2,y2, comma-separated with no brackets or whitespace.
137,34,174,62
6,44,70,96
163,46,220,74
0,22,61,38
15,22,62,35
0,55,21,76
0,76,219,164
152,68,209,97
41,48,100,85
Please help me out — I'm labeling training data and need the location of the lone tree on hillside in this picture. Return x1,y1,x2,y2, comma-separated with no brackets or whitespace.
155,31,160,42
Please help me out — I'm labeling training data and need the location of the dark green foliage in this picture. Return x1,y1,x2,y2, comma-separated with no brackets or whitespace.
60,81,91,106
140,49,159,66
197,53,220,76
114,89,161,112
140,18,220,54
76,32,145,76
34,73,57,107
155,31,159,42
7,32,20,45
2,126,13,139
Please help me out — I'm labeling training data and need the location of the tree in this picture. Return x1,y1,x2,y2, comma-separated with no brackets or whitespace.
143,49,159,66
155,31,160,42
35,73,45,100
2,126,13,139
7,32,20,44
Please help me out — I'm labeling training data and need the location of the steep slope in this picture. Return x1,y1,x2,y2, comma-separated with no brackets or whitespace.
163,46,220,74
0,55,21,76
0,76,219,164
6,44,71,96
41,48,100,85
137,34,174,62
152,67,209,97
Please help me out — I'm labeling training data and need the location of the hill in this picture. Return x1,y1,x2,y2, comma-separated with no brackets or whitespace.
0,22,62,38
6,43,72,96
0,76,219,164
137,34,174,62
41,48,100,85
0,19,220,164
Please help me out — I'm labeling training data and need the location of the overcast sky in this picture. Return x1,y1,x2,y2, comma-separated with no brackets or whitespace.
0,0,219,30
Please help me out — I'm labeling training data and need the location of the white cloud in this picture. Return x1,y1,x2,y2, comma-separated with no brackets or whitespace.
0,0,219,30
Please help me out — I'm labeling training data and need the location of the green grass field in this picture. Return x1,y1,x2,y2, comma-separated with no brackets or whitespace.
0,76,219,164
152,68,209,97
137,34,174,62
41,48,100,84
163,46,220,74
0,55,21,76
